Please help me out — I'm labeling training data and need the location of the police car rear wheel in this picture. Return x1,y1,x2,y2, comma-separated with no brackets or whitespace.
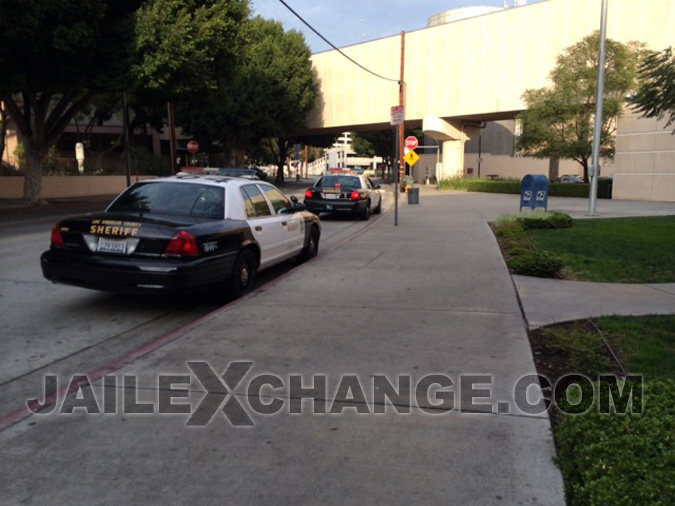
229,249,257,297
298,226,320,263
360,200,371,221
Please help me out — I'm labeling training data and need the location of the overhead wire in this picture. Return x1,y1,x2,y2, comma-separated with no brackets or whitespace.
276,0,400,84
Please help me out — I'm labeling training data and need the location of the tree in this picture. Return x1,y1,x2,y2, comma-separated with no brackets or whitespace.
516,32,642,182
177,17,318,182
352,127,423,177
0,0,248,203
631,47,675,132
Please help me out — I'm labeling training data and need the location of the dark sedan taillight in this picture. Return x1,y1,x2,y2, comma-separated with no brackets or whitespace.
164,231,199,257
305,189,313,199
50,223,65,249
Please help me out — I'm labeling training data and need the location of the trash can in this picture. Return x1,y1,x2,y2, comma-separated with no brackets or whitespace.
408,187,419,205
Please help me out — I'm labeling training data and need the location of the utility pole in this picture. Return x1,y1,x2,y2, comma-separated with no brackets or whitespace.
398,31,406,193
588,0,608,216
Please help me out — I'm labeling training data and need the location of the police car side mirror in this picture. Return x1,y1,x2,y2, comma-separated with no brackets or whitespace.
292,202,306,212
375,184,381,189
291,196,299,203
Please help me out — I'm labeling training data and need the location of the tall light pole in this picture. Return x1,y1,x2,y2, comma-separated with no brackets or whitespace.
588,0,608,216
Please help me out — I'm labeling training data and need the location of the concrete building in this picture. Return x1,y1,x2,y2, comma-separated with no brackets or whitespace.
306,0,675,201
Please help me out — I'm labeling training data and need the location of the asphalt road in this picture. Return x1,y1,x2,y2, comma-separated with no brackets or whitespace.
0,189,391,420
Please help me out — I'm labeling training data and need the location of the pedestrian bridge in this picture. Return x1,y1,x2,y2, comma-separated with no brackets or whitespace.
306,0,672,179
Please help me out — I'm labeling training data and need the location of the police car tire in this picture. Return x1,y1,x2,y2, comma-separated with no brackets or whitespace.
298,226,320,263
360,201,371,221
373,198,382,214
229,249,257,297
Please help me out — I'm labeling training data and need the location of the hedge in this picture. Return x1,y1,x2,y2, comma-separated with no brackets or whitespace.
440,178,613,198
556,380,675,506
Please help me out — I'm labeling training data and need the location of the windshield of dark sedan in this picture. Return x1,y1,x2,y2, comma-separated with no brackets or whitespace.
108,182,225,218
316,176,361,189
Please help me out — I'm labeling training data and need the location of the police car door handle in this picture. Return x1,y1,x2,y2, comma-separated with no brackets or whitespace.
281,221,288,226
255,226,263,231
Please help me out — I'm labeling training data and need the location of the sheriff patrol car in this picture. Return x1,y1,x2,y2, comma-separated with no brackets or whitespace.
303,170,383,220
41,171,321,297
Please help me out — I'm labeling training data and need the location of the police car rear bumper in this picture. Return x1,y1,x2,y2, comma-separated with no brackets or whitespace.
304,199,367,215
41,249,236,293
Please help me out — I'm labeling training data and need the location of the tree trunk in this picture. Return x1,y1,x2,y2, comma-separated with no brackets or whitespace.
23,141,47,204
0,105,7,165
275,161,285,183
581,158,590,183
548,157,559,182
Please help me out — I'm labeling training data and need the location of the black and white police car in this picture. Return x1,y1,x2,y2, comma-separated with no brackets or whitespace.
41,169,321,297
303,170,383,220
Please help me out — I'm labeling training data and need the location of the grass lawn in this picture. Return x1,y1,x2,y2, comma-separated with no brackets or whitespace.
596,315,675,380
526,216,675,283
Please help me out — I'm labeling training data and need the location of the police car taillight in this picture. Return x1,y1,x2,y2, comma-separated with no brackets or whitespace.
164,231,199,257
50,222,65,249
350,191,361,200
305,190,313,199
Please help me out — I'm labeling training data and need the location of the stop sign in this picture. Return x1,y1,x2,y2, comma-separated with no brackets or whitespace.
405,136,418,151
187,140,199,154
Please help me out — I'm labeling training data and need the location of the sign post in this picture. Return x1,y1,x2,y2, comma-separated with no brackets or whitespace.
391,106,404,226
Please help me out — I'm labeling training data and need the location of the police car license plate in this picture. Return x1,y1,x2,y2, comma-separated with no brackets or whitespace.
323,193,338,199
97,237,127,254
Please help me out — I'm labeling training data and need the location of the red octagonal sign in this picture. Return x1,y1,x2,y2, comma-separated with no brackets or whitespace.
405,136,418,151
187,140,199,154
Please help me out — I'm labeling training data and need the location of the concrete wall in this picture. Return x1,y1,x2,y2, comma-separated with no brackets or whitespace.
461,154,615,181
0,176,155,200
613,111,675,201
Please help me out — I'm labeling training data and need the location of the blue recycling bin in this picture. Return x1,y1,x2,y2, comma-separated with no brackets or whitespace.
520,175,549,211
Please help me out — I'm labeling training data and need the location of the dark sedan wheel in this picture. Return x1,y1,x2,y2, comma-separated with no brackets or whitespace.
229,249,257,298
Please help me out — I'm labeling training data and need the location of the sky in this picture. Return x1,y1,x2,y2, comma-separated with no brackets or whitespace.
249,0,531,53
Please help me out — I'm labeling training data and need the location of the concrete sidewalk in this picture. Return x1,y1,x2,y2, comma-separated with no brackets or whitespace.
0,189,564,505
514,276,675,329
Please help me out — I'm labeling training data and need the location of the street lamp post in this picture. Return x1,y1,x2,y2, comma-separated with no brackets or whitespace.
588,0,608,216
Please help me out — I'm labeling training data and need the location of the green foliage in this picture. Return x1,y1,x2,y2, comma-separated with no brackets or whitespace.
437,176,470,190
516,32,643,178
440,177,612,199
178,16,318,175
132,0,248,97
517,212,573,229
556,380,675,506
632,47,675,132
542,323,614,374
507,250,564,278
13,142,26,169
466,180,521,194
131,147,171,176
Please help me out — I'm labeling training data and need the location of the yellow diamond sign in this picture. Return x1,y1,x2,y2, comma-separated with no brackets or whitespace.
403,150,420,166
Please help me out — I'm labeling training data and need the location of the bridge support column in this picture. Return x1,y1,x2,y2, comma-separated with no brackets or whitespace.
423,116,469,181
441,140,465,180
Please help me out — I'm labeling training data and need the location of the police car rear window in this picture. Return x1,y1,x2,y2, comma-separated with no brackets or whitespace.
108,182,224,219
316,176,360,189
